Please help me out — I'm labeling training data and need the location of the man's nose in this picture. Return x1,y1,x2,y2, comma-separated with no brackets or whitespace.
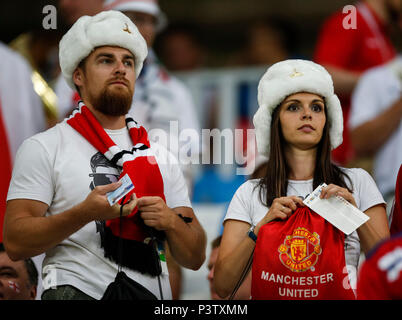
114,61,126,75
207,266,214,282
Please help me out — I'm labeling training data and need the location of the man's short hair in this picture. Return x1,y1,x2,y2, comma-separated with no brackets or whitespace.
211,235,222,250
0,243,38,287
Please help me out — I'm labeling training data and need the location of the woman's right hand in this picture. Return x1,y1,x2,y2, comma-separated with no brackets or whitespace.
255,196,305,235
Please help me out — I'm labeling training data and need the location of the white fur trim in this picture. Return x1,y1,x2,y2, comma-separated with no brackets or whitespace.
59,10,148,90
253,59,343,156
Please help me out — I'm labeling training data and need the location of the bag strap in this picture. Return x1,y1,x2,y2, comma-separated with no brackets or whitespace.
145,226,164,300
229,247,254,300
117,195,128,273
116,196,164,300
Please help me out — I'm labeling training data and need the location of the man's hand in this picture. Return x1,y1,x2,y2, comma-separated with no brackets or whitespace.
137,196,176,231
137,197,206,270
3,182,140,260
80,182,138,222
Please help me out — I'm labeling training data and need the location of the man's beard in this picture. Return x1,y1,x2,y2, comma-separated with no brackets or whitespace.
91,84,133,117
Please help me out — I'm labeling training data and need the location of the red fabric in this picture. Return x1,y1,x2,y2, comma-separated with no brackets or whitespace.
314,2,396,165
390,165,402,235
0,100,13,243
72,92,81,106
357,232,402,299
251,206,355,300
67,104,165,242
106,157,165,241
331,108,354,166
314,4,396,72
68,109,109,154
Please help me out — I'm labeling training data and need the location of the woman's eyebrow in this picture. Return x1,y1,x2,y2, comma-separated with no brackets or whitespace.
284,99,324,104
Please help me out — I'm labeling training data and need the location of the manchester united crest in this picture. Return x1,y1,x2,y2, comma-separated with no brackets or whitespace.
278,227,322,272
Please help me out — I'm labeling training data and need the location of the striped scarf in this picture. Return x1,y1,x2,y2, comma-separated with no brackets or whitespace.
67,102,165,276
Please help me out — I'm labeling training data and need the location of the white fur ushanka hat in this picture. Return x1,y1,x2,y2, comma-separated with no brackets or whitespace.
253,59,343,157
59,10,148,90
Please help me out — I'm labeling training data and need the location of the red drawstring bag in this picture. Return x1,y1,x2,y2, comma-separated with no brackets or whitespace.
251,206,356,300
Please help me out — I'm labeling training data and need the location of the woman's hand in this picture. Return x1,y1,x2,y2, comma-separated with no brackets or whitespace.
320,184,357,207
255,196,305,235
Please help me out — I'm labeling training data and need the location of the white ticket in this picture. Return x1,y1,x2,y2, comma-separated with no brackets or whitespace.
107,174,135,206
303,183,370,235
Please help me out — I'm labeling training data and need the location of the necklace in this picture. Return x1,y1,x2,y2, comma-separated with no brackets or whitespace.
287,180,311,200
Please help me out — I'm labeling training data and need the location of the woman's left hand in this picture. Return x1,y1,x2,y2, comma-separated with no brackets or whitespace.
320,184,357,207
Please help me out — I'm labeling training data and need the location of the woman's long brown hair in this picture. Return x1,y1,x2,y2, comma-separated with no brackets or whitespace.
257,103,352,207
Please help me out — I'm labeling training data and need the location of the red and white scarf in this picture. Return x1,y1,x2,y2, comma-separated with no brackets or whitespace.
67,101,165,275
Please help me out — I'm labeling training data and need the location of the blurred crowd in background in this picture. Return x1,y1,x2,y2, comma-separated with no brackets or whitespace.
0,0,401,300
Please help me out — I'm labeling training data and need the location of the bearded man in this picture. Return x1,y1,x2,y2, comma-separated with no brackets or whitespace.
2,10,206,300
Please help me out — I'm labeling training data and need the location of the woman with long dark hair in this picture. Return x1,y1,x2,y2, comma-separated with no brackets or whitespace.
214,60,390,299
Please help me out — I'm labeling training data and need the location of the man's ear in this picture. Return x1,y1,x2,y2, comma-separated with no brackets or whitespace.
72,68,84,87
30,286,37,300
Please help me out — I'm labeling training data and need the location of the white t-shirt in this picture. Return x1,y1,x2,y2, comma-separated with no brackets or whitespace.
7,120,192,300
350,56,402,197
224,168,385,284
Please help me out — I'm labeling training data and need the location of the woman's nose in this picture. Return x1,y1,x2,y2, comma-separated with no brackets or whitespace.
301,106,312,120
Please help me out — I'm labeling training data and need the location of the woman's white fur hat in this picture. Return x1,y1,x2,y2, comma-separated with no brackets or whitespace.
59,10,148,90
253,59,343,156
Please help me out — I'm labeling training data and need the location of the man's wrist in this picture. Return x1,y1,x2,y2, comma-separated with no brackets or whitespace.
72,202,91,224
165,208,182,232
